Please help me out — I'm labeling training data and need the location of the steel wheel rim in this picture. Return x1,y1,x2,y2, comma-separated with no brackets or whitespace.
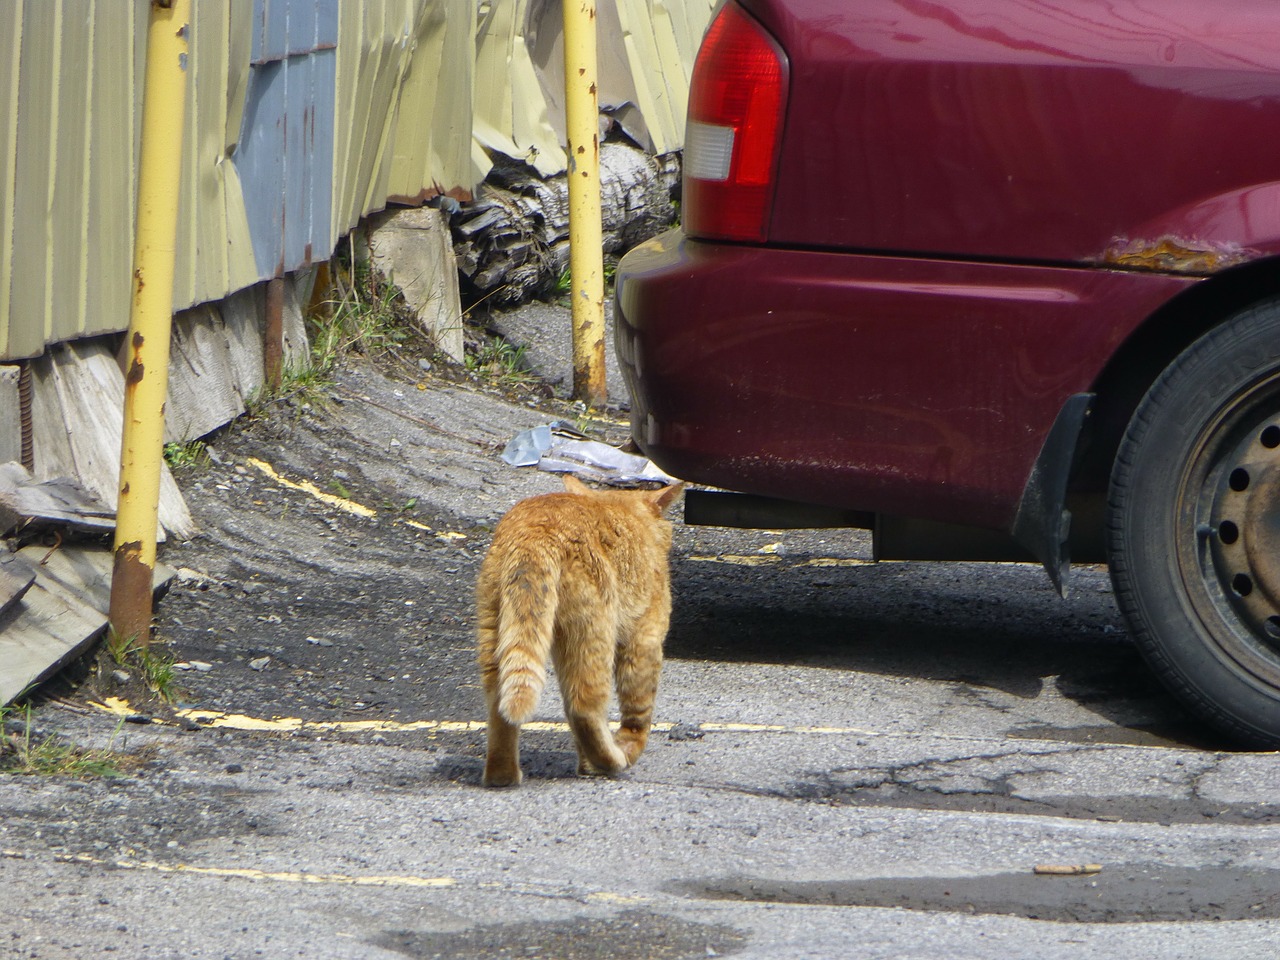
1181,370,1280,692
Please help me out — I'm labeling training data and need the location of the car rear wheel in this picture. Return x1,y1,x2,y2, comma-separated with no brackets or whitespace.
1109,299,1280,748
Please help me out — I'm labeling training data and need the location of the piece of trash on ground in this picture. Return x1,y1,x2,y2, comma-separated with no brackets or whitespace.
1033,864,1103,876
501,424,676,485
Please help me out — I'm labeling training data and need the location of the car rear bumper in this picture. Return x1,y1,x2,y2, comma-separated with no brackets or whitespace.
614,229,1195,531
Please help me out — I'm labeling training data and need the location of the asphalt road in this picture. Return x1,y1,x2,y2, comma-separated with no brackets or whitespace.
3,302,1280,959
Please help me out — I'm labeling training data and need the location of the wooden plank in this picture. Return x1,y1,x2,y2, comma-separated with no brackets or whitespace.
12,543,175,624
219,285,266,404
0,575,105,705
0,365,21,465
0,461,116,537
28,338,196,540
0,554,35,619
165,305,246,444
0,545,175,706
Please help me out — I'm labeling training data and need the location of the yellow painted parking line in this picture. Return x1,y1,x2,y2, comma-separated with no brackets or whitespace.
689,554,782,566
689,554,874,567
801,557,874,567
4,849,454,889
89,698,875,738
247,457,375,518
245,457,466,540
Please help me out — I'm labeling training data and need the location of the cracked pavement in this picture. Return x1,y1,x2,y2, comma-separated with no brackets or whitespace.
3,301,1280,958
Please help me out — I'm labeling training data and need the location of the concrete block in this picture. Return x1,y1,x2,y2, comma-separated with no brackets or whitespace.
368,207,465,362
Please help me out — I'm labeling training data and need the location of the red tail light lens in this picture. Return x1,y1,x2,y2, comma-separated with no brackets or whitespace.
683,3,789,243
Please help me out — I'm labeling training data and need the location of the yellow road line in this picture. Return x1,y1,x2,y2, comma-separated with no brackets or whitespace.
88,698,874,737
245,456,466,539
689,554,873,567
4,849,454,889
247,457,376,518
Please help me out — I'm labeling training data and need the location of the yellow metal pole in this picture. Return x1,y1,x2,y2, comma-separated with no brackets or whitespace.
562,0,606,407
109,0,191,646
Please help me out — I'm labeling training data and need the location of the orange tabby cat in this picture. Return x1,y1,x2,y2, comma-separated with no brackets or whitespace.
476,474,683,787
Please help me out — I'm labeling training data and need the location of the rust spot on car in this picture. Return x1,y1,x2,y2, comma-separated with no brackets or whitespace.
1099,236,1259,275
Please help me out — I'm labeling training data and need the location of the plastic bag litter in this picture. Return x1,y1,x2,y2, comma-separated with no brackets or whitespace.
499,424,553,467
538,439,677,484
500,424,676,485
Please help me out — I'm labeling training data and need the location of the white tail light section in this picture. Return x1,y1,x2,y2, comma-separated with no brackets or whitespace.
684,120,736,182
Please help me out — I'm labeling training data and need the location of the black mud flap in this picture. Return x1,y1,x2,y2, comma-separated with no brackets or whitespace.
1011,393,1094,598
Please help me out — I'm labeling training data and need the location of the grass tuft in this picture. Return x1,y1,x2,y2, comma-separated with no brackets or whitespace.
465,338,539,387
1,704,146,779
107,631,179,703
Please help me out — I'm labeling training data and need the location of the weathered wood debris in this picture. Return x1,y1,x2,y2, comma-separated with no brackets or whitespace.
0,462,116,539
451,142,680,304
1,462,173,705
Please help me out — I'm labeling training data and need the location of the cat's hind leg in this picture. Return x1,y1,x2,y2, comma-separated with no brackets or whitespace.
555,627,628,776
482,699,523,787
478,608,523,787
614,610,667,765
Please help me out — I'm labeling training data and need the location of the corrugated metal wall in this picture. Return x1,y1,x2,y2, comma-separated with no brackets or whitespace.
1,1,148,361
0,0,712,363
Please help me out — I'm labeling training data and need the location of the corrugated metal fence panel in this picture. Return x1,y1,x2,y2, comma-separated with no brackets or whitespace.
1,0,713,363
172,1,260,311
332,1,417,239
0,3,27,360
233,0,337,281
616,0,716,155
330,1,476,239
0,0,145,362
474,0,711,177
384,2,476,205
474,0,565,177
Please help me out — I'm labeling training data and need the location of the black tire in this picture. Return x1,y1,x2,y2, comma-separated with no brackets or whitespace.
1109,299,1280,748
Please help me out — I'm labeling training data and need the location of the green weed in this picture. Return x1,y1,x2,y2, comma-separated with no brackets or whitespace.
163,440,208,471
0,704,139,779
107,631,179,703
465,339,538,387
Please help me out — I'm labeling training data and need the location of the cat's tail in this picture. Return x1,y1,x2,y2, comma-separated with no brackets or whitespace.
495,553,559,725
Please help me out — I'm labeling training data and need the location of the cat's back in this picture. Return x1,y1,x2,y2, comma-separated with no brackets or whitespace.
484,487,663,566
491,490,601,543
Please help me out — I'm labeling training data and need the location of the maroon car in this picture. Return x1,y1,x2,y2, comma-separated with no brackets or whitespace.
615,0,1280,746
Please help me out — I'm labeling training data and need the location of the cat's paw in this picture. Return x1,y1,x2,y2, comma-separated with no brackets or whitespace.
482,764,523,788
576,755,629,778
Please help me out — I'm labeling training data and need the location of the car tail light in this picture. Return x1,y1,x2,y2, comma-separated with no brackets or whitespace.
683,3,789,243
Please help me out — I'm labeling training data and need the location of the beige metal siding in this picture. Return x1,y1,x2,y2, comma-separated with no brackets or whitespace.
172,1,259,313
331,1,478,237
1,1,145,362
2,0,712,364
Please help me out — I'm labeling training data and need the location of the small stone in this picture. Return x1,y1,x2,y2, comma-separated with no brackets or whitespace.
306,636,335,647
418,358,433,372
668,721,705,741
111,670,132,685
225,763,244,774
249,656,271,671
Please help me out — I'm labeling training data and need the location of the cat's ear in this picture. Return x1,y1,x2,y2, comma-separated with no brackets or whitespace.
650,482,684,513
563,474,591,495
